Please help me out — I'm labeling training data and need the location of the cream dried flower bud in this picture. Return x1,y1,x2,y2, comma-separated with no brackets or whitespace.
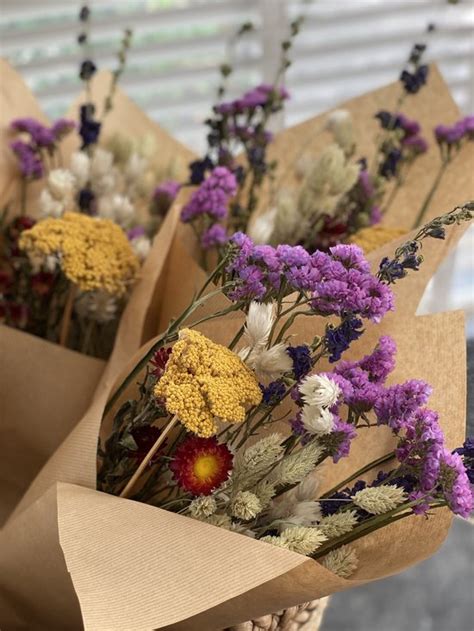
70,151,90,188
286,500,322,528
318,509,358,538
90,147,114,178
299,374,341,408
322,545,358,578
125,152,148,180
248,207,276,244
301,405,335,435
39,188,65,218
130,235,151,262
231,491,262,520
47,168,76,201
189,496,217,519
205,513,232,529
271,441,324,486
242,343,293,380
243,301,275,348
74,290,118,324
262,526,327,556
353,485,407,515
326,109,355,155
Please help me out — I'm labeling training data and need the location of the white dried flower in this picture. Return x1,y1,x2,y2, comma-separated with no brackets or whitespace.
295,154,313,180
272,190,301,243
130,235,151,262
319,510,358,539
90,147,114,179
125,152,149,180
242,301,275,349
253,480,277,509
353,485,407,515
270,441,324,487
231,491,262,520
299,374,341,408
285,501,322,528
294,473,321,502
322,545,358,578
98,194,135,227
74,291,118,324
94,172,117,196
44,254,59,272
204,513,232,529
70,151,90,187
261,526,327,556
189,496,217,519
47,168,76,201
242,343,293,380
248,207,276,244
326,110,355,156
301,405,335,435
39,188,65,218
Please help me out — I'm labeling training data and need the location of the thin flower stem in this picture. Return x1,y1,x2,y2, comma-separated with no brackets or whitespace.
411,159,449,229
58,284,77,347
320,451,396,499
119,414,178,498
381,162,412,216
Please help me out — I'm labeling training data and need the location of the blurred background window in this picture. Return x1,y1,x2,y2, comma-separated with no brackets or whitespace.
0,0,473,329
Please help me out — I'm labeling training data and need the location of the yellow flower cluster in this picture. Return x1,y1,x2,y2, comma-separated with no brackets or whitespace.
19,212,140,296
349,225,407,253
155,329,262,437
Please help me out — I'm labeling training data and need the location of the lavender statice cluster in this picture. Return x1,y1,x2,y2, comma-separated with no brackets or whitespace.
152,180,181,218
10,117,75,179
375,111,428,179
181,167,237,249
399,43,429,94
434,115,474,148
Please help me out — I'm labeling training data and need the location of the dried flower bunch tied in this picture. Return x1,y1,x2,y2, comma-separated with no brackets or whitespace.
0,4,181,358
98,204,474,577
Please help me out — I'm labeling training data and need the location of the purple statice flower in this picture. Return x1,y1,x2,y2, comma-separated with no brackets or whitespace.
201,223,228,249
127,225,147,241
409,490,432,515
10,117,54,147
454,437,474,484
358,336,397,384
325,317,364,363
375,111,401,130
51,118,75,140
153,180,181,217
400,65,429,94
329,244,371,273
181,166,237,223
189,156,214,185
10,140,43,179
260,380,286,406
227,264,266,301
375,380,432,430
402,134,428,154
358,168,375,199
434,119,467,146
370,205,382,225
290,413,312,446
380,148,402,178
287,345,312,381
398,113,421,137
438,449,473,518
334,361,382,411
331,417,357,463
462,115,474,138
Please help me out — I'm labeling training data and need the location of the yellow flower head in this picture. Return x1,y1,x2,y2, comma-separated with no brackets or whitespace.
19,212,140,296
349,225,406,253
154,329,262,438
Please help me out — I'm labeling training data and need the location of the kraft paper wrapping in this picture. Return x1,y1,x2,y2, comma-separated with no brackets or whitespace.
0,309,465,630
0,216,468,629
258,64,474,230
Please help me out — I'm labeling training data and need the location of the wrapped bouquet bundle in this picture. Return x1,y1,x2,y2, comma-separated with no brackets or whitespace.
1,204,472,630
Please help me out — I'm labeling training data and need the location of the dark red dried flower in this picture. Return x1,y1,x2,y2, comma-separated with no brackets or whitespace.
150,347,172,379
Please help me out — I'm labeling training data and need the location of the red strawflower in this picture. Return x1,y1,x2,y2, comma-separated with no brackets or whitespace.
31,271,55,296
7,216,36,242
170,436,233,496
150,346,172,379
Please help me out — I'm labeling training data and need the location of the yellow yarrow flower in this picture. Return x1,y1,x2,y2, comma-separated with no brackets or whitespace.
154,328,262,438
349,225,406,253
19,212,140,296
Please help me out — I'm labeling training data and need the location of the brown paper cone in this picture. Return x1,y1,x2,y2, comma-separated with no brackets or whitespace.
261,64,474,229
0,325,105,525
0,309,465,630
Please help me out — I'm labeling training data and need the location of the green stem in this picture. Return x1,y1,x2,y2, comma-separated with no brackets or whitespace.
320,451,396,499
411,160,449,229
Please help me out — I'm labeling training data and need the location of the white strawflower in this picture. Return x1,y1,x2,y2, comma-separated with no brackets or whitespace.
353,485,407,515
326,109,355,155
70,151,90,187
74,291,118,324
318,510,358,539
269,474,321,524
90,147,114,178
243,301,275,348
47,168,76,201
130,235,151,262
322,545,358,578
301,405,335,435
299,374,341,408
39,188,65,218
248,207,276,244
271,441,324,487
231,491,262,520
189,496,217,519
261,526,327,556
242,343,293,380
